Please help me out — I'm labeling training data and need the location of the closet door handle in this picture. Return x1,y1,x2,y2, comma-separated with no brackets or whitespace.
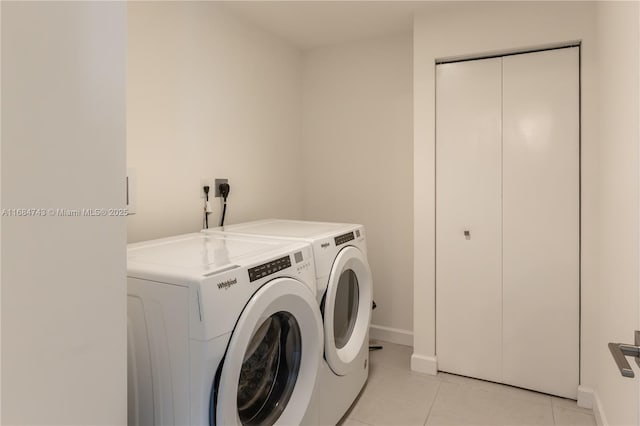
609,331,640,378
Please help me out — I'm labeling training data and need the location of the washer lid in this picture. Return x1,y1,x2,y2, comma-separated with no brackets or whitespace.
127,233,307,281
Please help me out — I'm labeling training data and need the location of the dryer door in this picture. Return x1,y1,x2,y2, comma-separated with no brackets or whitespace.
323,246,373,376
213,278,322,426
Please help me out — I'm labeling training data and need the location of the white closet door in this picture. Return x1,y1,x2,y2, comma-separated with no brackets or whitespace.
436,58,503,382
502,48,579,398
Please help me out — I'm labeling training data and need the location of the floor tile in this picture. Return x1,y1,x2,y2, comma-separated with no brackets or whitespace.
438,373,551,405
493,383,553,406
341,341,596,426
437,372,508,393
349,363,440,425
551,397,594,415
426,380,554,426
369,340,413,372
498,395,554,426
339,417,374,426
426,381,503,426
553,406,597,426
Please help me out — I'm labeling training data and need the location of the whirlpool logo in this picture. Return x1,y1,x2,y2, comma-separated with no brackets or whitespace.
217,278,238,290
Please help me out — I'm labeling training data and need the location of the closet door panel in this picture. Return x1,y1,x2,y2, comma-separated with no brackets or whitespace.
436,58,502,382
502,48,579,398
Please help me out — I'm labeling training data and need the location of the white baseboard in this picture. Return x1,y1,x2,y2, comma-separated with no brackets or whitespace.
577,386,594,409
578,386,608,426
411,353,438,376
369,324,413,347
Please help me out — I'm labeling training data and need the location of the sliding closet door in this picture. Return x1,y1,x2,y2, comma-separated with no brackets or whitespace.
435,58,503,382
502,48,579,398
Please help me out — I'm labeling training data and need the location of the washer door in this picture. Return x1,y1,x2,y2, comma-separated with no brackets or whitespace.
214,278,323,426
323,246,373,376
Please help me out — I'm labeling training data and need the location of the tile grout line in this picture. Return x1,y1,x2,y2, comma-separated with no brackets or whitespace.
349,417,375,426
551,396,558,426
422,379,443,426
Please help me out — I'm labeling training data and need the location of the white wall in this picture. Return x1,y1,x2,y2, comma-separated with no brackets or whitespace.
1,2,127,424
412,1,599,381
129,4,416,341
592,2,640,425
301,34,414,342
1,3,3,420
127,2,304,243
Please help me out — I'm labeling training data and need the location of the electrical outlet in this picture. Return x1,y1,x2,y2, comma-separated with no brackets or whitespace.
215,178,229,197
200,178,212,198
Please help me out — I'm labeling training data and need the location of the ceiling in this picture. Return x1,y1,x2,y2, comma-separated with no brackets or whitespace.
220,1,448,50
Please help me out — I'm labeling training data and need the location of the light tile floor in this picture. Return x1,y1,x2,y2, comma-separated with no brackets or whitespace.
337,341,596,426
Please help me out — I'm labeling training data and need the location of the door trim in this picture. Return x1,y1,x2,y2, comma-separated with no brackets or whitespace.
436,41,581,65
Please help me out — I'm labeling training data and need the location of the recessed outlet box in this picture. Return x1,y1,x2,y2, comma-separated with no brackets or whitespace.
200,178,212,199
215,178,229,197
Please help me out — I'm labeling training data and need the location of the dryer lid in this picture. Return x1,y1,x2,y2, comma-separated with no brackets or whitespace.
216,219,357,239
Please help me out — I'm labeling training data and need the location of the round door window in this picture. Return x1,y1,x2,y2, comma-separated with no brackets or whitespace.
333,269,360,349
237,311,301,426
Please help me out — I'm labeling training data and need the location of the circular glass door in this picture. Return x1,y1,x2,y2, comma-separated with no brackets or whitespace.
333,270,360,349
237,312,301,425
323,246,372,376
214,278,323,426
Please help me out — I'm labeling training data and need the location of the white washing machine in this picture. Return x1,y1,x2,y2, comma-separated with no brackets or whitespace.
127,232,323,426
204,220,373,425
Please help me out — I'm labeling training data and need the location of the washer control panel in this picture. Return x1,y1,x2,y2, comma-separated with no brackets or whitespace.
334,231,355,246
248,255,291,282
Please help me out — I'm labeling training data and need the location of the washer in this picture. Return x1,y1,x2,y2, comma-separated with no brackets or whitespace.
127,232,322,426
204,219,373,425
